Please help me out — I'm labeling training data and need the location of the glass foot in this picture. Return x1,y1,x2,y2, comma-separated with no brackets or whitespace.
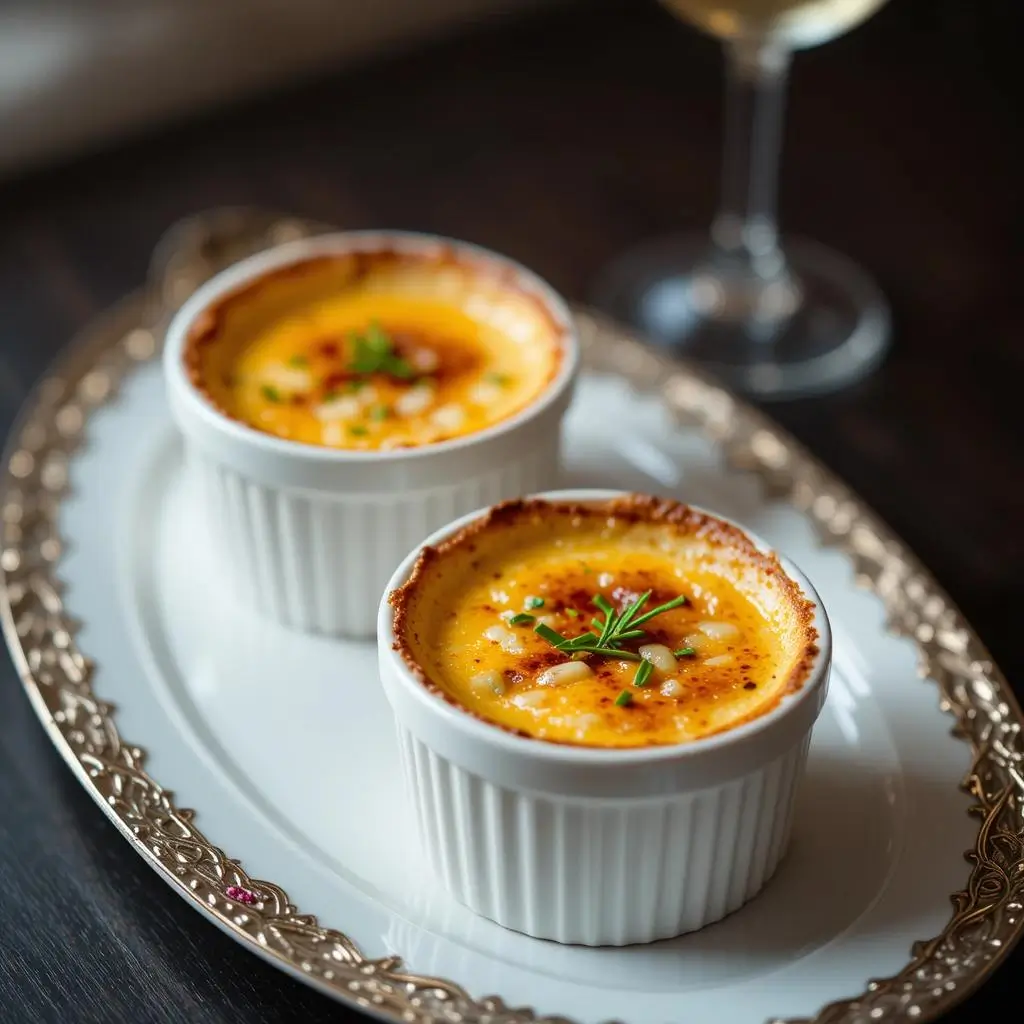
590,234,891,400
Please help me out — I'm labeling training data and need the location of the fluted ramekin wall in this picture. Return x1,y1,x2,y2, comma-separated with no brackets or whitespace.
191,444,559,636
395,725,810,946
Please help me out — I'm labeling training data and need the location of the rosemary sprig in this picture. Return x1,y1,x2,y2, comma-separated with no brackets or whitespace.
534,590,687,666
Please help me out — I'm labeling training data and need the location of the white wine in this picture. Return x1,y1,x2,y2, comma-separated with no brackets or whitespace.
661,0,888,48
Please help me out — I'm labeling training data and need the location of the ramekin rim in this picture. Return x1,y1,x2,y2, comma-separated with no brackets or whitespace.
161,230,580,465
377,488,832,767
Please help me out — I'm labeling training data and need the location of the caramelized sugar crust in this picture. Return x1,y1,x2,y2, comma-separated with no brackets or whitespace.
183,248,566,450
391,496,819,749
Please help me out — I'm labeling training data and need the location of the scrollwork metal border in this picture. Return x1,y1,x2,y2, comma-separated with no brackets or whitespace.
1,210,1021,1024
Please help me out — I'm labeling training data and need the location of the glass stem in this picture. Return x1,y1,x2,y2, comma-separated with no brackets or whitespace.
710,38,792,281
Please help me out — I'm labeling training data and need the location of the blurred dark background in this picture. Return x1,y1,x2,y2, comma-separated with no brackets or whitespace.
1,0,1021,1020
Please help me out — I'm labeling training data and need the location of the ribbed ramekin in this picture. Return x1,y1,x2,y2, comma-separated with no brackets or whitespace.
163,232,578,638
378,490,831,946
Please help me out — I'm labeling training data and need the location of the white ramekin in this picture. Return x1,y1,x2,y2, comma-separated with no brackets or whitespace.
378,490,831,946
163,232,578,637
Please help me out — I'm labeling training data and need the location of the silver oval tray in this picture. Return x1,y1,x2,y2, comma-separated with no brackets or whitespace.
2,209,1021,1024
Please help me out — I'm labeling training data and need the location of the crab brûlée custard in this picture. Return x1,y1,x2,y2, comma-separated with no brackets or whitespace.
391,495,818,748
183,250,564,450
164,232,577,638
381,491,830,944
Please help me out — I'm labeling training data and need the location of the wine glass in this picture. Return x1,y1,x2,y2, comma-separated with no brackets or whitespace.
591,0,892,399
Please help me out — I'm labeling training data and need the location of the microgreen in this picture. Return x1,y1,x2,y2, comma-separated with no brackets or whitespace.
347,321,415,380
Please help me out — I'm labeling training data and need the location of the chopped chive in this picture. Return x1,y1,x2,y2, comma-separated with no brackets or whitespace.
485,372,511,386
534,623,567,647
348,424,369,437
508,612,535,626
565,608,579,618
525,596,545,609
260,385,282,403
619,590,653,630
589,647,641,660
633,660,654,687
347,379,366,393
631,594,688,627
614,690,633,707
674,647,696,657
288,354,309,367
369,404,392,421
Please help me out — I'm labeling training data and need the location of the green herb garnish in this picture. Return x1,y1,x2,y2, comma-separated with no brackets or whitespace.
565,608,579,618
348,321,415,380
534,590,687,664
674,647,696,657
348,424,369,437
525,596,545,609
508,612,536,626
288,354,309,367
260,384,282,403
369,404,392,421
614,690,633,707
485,372,511,386
633,660,654,688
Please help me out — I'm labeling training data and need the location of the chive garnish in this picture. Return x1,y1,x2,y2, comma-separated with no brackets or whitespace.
525,596,545,609
348,425,369,437
633,660,654,688
534,622,567,647
614,690,633,707
674,647,696,657
485,372,511,386
565,608,579,618
508,612,535,626
260,385,281,403
288,354,309,367
369,404,392,421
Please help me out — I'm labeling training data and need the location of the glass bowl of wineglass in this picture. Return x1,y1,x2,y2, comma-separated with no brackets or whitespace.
591,0,892,399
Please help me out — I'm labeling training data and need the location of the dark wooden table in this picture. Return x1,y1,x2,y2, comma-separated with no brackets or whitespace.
1,0,1020,1020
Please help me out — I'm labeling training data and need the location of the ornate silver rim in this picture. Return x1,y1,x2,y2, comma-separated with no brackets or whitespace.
2,209,1021,1024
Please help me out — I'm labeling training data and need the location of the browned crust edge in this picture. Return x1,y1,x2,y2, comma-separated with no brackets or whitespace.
181,248,569,447
389,494,820,749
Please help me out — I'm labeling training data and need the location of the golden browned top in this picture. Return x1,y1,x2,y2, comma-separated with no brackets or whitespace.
183,248,566,450
391,495,819,749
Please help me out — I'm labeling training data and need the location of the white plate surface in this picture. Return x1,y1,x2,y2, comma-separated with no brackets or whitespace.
59,361,976,1024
